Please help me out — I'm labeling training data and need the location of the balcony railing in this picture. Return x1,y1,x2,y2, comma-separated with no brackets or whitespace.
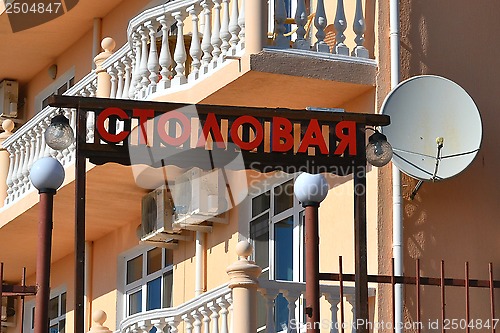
112,280,366,333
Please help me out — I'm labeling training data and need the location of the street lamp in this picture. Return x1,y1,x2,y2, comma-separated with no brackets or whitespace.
45,114,74,150
29,157,65,333
366,130,393,167
294,172,329,333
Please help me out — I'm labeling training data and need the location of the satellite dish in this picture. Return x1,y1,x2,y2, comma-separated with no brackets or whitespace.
381,75,482,181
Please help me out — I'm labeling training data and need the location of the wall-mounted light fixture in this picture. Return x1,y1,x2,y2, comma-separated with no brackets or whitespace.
48,64,57,80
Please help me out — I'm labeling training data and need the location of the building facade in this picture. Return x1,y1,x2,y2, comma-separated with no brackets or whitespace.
0,0,497,332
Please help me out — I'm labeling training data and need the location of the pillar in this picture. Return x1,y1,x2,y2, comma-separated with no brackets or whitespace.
94,37,116,98
226,241,262,333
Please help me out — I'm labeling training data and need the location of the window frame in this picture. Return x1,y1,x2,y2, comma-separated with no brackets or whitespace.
34,68,75,113
23,285,67,333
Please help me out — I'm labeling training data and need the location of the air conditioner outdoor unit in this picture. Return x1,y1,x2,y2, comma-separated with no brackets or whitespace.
1,296,16,327
170,168,227,228
140,186,177,242
0,80,18,118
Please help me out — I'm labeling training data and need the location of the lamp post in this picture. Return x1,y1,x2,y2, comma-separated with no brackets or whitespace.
294,173,329,333
29,157,65,333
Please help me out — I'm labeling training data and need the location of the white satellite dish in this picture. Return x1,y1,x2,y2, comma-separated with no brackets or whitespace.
381,75,482,182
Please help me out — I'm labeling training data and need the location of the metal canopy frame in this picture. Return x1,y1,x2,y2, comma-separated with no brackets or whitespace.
48,95,390,333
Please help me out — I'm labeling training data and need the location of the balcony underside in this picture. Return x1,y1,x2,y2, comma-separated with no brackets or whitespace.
0,163,144,282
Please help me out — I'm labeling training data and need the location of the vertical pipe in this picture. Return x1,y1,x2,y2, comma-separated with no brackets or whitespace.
34,191,55,333
489,263,495,333
465,262,470,333
440,260,445,333
416,259,421,333
21,267,26,333
85,241,94,331
195,231,204,297
339,256,345,333
92,18,102,70
390,0,403,331
305,204,320,333
75,107,87,333
391,258,396,333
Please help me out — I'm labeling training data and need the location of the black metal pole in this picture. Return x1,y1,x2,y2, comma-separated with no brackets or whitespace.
34,190,55,333
354,126,369,333
75,107,87,333
305,204,320,333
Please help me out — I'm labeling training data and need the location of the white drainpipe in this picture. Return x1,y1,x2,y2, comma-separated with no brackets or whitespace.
195,231,205,297
390,0,404,330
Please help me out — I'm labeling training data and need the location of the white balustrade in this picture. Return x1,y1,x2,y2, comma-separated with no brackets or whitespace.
1,72,97,207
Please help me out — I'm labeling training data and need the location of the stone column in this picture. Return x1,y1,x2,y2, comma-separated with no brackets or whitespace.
244,0,267,54
0,119,14,208
87,310,112,333
226,241,262,333
94,37,116,98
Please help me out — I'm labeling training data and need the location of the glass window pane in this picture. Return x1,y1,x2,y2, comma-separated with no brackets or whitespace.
59,319,66,333
147,248,162,275
61,292,66,314
275,294,289,330
274,180,293,215
31,307,35,329
252,191,270,218
275,217,294,281
48,296,59,321
69,77,74,88
250,213,269,270
49,324,58,333
57,84,68,95
128,290,142,315
127,255,143,284
164,250,173,267
163,271,173,308
147,277,162,310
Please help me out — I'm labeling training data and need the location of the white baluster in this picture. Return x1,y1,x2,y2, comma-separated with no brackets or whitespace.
20,136,31,194
182,314,193,333
139,25,151,97
220,0,231,57
334,0,349,55
122,54,132,99
166,318,179,333
228,0,240,54
129,33,141,99
151,319,166,333
87,83,96,97
86,111,95,143
5,146,15,205
211,0,222,64
200,306,210,333
209,302,220,333
217,297,229,333
146,20,160,94
274,0,288,48
226,294,233,333
238,0,245,49
260,289,278,333
11,142,22,200
346,294,356,333
293,0,309,49
157,15,173,90
352,0,368,58
172,11,187,85
188,5,202,81
201,0,213,73
283,290,301,333
324,293,339,333
115,61,124,99
192,310,202,333
108,66,117,99
314,0,330,52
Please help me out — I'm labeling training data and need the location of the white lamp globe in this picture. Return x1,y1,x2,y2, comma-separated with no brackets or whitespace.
30,157,65,192
293,173,329,206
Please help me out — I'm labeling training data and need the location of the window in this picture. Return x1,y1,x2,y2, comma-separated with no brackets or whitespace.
25,288,66,333
34,68,75,112
249,176,304,332
124,247,174,317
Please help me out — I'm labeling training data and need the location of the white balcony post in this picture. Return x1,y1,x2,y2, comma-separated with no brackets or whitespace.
139,25,151,96
228,0,240,54
172,11,188,85
146,20,160,94
294,0,309,50
352,0,369,58
211,0,223,64
188,5,202,81
87,310,112,333
0,120,14,208
334,0,349,55
220,0,231,57
157,15,173,90
93,37,116,98
201,0,214,73
244,0,265,54
226,241,262,333
274,0,288,48
314,0,330,52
